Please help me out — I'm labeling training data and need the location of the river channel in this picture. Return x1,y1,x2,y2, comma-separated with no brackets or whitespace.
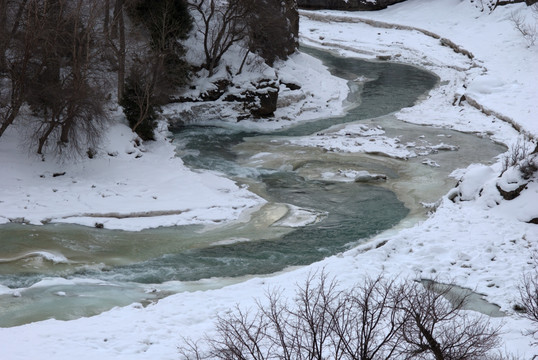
0,47,506,327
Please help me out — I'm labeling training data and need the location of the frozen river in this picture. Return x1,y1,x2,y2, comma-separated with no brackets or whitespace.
0,48,505,327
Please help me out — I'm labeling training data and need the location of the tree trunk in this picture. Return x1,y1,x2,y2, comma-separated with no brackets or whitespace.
1,0,29,72
38,120,58,155
0,110,19,137
104,0,110,35
416,318,444,360
0,0,7,72
115,0,126,100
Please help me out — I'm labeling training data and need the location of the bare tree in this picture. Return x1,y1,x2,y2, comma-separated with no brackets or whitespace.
188,0,252,76
179,274,506,360
509,10,537,47
330,276,404,360
106,0,126,100
120,56,161,140
118,0,191,140
0,0,30,137
397,280,502,360
290,272,340,359
21,0,107,156
128,0,191,91
0,0,7,72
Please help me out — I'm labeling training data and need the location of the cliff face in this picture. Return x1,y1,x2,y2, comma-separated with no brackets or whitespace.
297,0,407,11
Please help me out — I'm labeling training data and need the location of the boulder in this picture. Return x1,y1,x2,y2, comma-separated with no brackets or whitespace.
496,182,528,200
224,79,280,118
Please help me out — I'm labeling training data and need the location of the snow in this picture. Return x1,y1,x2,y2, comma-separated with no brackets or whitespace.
162,49,349,131
1,0,538,358
0,120,264,231
455,163,496,201
288,122,423,159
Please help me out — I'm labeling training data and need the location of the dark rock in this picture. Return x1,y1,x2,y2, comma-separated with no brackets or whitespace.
170,77,279,119
513,303,526,312
53,172,66,177
169,95,199,103
200,79,232,101
376,55,392,61
297,0,407,11
9,217,29,224
250,88,279,117
224,79,279,117
496,182,527,200
528,218,538,225
281,80,301,91
169,79,232,103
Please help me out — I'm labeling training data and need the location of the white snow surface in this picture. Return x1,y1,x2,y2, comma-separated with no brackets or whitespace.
1,0,538,358
0,120,264,230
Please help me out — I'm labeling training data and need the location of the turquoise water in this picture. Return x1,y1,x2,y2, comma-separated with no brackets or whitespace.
0,48,502,327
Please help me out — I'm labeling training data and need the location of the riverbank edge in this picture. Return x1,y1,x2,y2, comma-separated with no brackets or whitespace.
0,1,537,358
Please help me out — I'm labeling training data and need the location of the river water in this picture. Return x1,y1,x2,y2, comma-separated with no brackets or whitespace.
0,48,506,327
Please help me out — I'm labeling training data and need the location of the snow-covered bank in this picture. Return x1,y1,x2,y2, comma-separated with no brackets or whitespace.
300,0,538,142
0,121,264,231
162,49,349,131
1,0,538,358
0,53,348,231
298,0,538,311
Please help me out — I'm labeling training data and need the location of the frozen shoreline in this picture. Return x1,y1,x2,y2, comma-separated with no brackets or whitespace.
0,50,349,231
1,0,537,358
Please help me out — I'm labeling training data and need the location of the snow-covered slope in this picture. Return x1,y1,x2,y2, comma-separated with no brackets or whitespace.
0,120,264,230
0,0,537,358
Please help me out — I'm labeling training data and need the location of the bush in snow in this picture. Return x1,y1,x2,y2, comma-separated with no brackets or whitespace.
397,280,501,360
509,9,538,47
1,0,108,157
120,65,159,141
188,0,253,76
127,0,193,89
187,0,299,76
179,272,504,360
501,139,538,179
518,256,538,340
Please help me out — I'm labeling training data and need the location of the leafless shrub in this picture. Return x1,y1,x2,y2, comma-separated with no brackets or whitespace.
501,139,538,179
188,0,252,76
503,139,529,171
518,264,538,338
510,10,537,47
471,0,496,12
520,272,538,323
329,276,404,359
179,273,506,360
519,154,538,179
397,280,502,360
1,0,109,157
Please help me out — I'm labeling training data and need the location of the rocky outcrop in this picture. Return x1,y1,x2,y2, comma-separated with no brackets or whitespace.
496,182,528,200
224,79,280,118
297,0,407,11
171,78,279,118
